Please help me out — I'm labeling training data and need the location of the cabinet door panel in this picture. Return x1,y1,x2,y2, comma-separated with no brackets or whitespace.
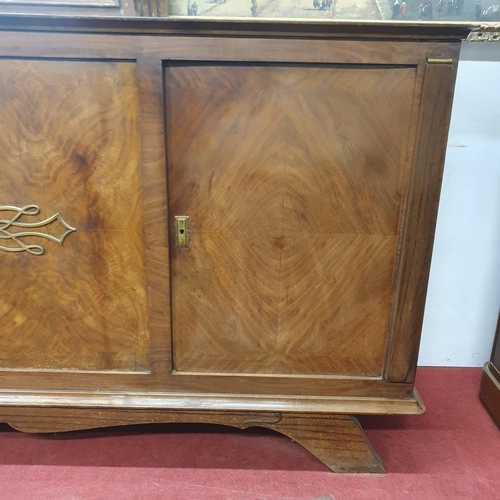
167,63,416,378
0,58,166,390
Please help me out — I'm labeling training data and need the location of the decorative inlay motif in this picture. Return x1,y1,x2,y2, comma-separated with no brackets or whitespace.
467,25,500,42
0,205,76,255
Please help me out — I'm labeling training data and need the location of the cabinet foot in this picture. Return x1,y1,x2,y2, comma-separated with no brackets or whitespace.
0,407,384,473
257,413,385,474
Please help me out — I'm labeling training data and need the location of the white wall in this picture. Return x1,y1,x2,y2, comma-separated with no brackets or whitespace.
418,42,500,367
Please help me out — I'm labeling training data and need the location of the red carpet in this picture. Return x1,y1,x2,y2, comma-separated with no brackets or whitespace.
0,367,498,499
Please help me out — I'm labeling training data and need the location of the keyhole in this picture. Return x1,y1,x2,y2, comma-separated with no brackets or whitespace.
179,229,185,235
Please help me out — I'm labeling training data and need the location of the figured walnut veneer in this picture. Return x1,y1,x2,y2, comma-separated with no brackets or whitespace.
0,59,149,373
167,64,415,377
0,18,468,473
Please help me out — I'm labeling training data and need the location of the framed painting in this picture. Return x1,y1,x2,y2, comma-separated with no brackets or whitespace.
0,0,498,36
166,0,499,24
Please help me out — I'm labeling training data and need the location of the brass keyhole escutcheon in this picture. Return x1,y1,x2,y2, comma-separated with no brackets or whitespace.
175,216,189,248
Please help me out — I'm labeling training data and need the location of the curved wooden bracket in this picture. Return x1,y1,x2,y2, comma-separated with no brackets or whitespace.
263,413,385,474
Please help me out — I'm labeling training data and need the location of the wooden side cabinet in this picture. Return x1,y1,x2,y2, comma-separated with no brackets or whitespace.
0,16,471,473
480,312,500,427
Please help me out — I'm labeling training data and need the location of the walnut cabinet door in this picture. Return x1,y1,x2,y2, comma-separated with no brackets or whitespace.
0,57,170,393
166,61,424,396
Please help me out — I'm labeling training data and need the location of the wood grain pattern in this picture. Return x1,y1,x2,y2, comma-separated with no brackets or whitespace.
0,16,472,44
0,385,424,414
0,407,384,473
0,59,149,372
265,413,385,473
0,30,460,68
167,64,415,377
385,58,460,383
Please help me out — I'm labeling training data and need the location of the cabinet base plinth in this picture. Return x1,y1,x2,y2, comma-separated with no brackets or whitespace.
0,407,385,473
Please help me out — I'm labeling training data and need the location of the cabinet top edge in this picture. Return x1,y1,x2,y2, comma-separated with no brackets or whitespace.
0,14,473,41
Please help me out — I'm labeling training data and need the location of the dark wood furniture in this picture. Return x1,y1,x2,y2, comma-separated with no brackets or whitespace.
0,16,471,473
480,312,500,427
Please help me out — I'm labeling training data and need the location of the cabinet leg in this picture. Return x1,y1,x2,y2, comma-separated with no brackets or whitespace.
259,413,385,474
